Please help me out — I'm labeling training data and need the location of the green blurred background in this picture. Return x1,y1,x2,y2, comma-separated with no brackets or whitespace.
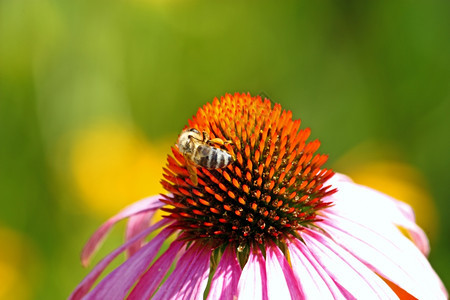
1,0,449,298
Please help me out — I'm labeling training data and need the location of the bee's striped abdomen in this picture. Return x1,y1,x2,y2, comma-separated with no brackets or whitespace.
194,145,233,169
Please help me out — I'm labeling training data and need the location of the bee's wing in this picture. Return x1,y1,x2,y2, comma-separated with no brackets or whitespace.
184,155,199,186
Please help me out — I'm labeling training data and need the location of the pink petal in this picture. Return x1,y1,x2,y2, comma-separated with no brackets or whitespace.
84,226,174,300
69,218,171,300
322,212,447,300
302,229,399,299
288,240,346,300
127,240,185,300
152,242,212,300
325,176,430,255
125,210,155,257
237,249,268,300
81,195,165,267
265,245,303,299
207,246,241,300
390,199,430,255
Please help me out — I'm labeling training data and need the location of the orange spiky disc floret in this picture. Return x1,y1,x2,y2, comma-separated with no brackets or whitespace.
161,93,336,250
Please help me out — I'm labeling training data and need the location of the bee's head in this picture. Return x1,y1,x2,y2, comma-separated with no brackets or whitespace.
177,128,201,154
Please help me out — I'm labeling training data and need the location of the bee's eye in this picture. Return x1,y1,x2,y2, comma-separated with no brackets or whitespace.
188,128,200,134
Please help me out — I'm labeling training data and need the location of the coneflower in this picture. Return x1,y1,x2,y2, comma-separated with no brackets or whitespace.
70,93,447,300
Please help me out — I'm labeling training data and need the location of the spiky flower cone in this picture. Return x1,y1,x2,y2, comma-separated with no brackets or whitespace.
161,93,335,253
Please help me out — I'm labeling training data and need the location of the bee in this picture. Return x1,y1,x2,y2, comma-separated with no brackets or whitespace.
177,128,235,186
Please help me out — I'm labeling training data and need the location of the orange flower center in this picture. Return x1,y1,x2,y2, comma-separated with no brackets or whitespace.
161,93,335,251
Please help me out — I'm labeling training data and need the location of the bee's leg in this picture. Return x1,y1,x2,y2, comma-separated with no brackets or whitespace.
187,165,198,186
184,156,199,186
208,138,233,146
201,131,210,143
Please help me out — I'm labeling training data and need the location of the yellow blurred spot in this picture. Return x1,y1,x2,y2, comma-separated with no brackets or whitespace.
0,227,39,300
71,121,172,217
343,161,438,239
0,261,20,299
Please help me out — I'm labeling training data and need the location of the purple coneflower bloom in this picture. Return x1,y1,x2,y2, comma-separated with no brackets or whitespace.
70,93,447,299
